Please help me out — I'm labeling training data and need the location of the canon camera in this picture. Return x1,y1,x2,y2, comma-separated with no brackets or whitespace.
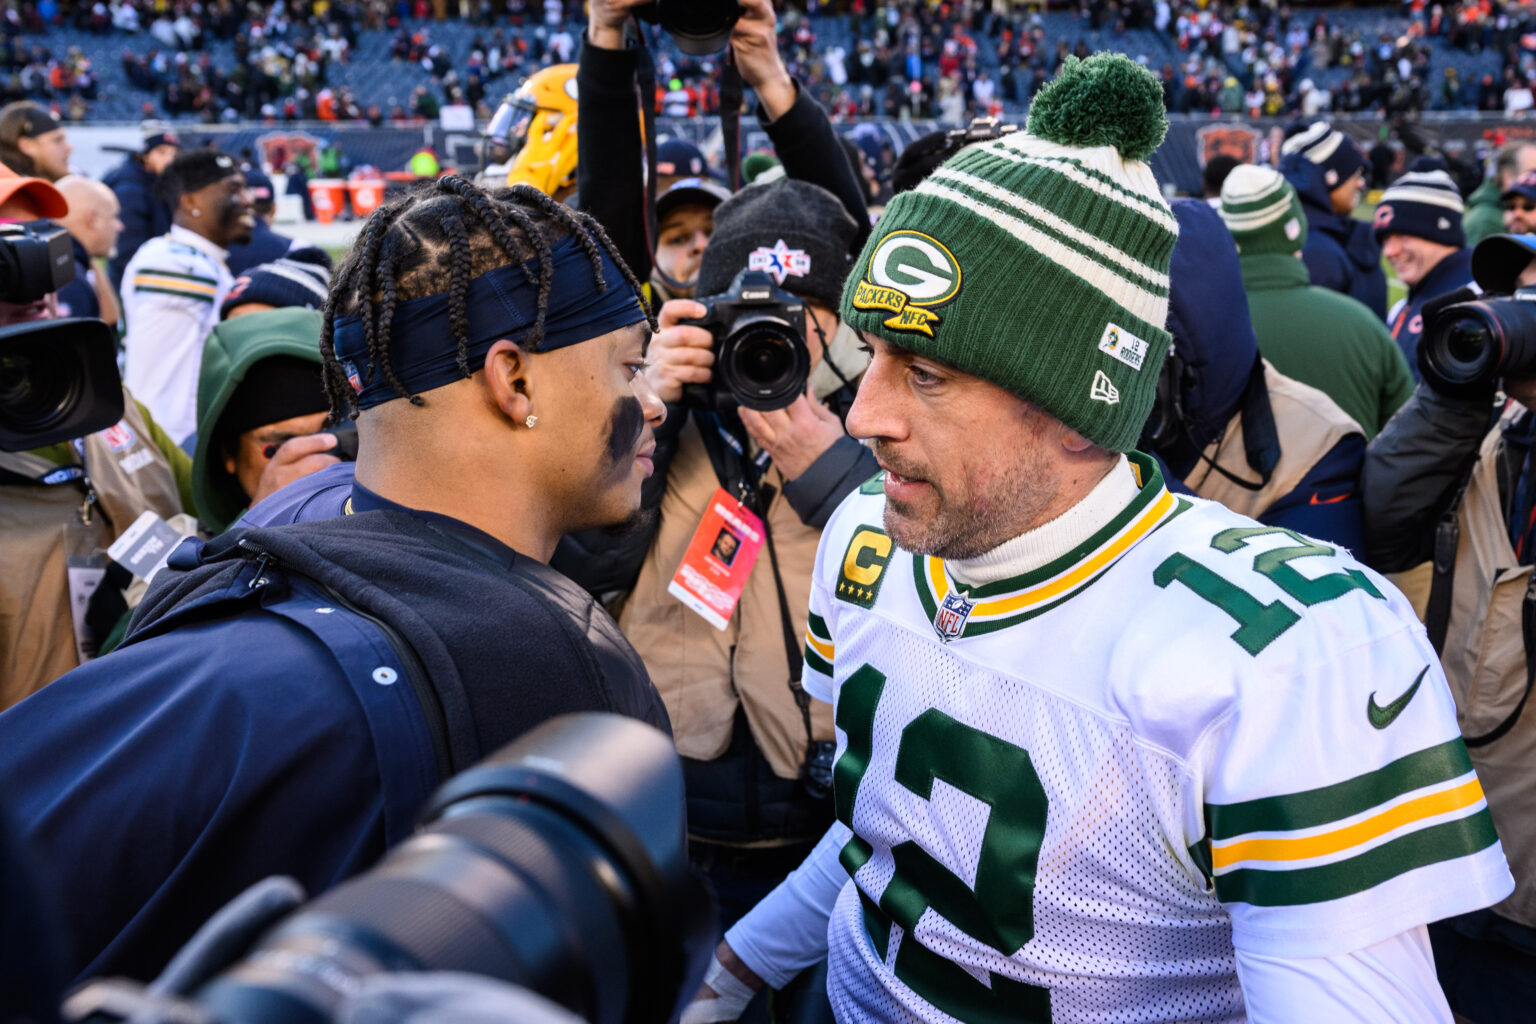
681,268,810,412
1421,288,1536,392
633,0,742,54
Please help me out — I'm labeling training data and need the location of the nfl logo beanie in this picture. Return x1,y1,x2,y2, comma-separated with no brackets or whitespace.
1219,164,1308,256
1279,121,1367,189
1372,169,1466,248
839,52,1177,453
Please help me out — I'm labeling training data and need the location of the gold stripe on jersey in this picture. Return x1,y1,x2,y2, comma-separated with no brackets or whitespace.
132,273,220,299
912,452,1182,639
1200,738,1502,907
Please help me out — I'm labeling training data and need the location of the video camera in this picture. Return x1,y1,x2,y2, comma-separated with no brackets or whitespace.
1422,289,1536,392
0,219,123,451
62,714,715,1024
680,268,810,412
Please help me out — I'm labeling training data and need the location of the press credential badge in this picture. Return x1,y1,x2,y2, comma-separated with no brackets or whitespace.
667,488,766,630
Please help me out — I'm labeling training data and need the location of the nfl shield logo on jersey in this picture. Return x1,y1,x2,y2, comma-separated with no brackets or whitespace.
933,591,975,641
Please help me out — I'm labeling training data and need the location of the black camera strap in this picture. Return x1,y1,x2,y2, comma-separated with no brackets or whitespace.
721,50,743,192
633,18,661,263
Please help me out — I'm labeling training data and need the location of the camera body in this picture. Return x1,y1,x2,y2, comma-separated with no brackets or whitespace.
680,268,811,413
0,220,75,303
633,0,742,55
1421,287,1536,391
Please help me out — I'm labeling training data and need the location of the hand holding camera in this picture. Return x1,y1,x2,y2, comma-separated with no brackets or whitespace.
737,391,845,482
646,298,717,405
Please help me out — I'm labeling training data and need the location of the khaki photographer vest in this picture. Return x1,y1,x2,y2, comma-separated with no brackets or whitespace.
1440,427,1536,929
0,393,182,709
1183,362,1364,522
619,418,834,783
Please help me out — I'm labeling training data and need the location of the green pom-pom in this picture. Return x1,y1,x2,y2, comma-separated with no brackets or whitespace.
1025,53,1167,163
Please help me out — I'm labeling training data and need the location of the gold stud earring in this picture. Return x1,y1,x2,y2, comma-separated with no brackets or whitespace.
525,414,538,428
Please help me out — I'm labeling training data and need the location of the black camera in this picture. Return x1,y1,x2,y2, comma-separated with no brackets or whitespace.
0,219,125,451
64,714,715,1024
0,318,123,451
0,220,75,304
634,0,742,55
681,268,810,412
1421,288,1536,391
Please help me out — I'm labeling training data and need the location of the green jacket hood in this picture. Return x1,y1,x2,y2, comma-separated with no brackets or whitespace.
192,307,325,532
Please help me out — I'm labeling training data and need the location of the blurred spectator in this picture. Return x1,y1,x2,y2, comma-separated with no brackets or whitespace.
104,125,178,292
120,150,253,443
1201,153,1239,206
53,174,122,326
0,101,69,181
191,306,336,533
1502,172,1536,237
1281,122,1387,319
1377,167,1474,373
1221,164,1414,439
1466,142,1536,248
225,165,325,275
651,177,729,301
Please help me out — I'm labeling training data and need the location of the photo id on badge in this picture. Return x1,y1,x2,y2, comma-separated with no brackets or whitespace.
667,487,765,630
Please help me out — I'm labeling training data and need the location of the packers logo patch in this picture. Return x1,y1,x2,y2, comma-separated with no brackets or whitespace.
837,526,892,608
850,230,961,338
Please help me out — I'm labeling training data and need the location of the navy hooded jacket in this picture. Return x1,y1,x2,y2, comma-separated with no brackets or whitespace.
103,156,172,293
1155,198,1367,553
1282,153,1388,320
0,497,667,984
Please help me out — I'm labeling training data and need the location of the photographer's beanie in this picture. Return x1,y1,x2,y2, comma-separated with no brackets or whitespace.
1219,164,1307,255
839,53,1176,453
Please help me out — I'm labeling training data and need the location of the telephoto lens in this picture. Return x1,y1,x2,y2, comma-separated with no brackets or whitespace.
634,0,743,55
181,714,714,1024
1421,291,1536,389
718,312,812,411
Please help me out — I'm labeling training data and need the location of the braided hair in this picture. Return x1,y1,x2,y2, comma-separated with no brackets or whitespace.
320,176,655,419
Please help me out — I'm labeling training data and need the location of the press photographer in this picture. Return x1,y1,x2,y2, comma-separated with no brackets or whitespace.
0,166,195,711
1363,231,1536,1021
555,178,868,1024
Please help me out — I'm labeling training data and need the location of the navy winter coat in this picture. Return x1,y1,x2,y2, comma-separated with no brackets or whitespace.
1282,154,1389,320
0,495,667,984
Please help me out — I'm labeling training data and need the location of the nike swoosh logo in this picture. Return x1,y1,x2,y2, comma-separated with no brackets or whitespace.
1309,491,1351,505
1368,666,1429,729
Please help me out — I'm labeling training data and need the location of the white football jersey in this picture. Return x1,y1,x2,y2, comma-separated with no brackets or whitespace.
802,453,1513,1024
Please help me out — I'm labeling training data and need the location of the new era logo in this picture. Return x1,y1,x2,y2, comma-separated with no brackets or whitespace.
1090,370,1120,405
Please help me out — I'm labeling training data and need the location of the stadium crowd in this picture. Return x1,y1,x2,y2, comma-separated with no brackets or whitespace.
2,0,1536,122
9,1,1536,1023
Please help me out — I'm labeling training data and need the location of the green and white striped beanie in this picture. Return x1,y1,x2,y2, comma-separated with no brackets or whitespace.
1219,164,1307,255
840,52,1177,453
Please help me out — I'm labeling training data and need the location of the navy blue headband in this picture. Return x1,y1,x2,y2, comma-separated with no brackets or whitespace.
333,236,646,410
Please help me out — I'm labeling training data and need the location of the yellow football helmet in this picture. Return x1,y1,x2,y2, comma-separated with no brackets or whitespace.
500,63,579,196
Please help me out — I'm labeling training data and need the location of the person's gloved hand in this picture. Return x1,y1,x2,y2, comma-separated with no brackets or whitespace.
679,953,760,1024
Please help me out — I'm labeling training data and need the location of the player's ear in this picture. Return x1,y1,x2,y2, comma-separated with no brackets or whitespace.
483,338,533,427
1061,426,1096,454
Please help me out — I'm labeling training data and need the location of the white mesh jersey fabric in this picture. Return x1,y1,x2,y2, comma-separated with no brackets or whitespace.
806,473,1513,1023
825,616,1242,1024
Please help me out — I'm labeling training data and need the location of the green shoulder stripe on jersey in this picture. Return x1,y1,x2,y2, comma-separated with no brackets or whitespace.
1207,738,1474,841
859,472,885,495
803,643,834,677
131,285,217,303
1213,810,1499,907
807,610,831,642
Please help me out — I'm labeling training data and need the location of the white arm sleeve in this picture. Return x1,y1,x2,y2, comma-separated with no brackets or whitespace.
723,822,851,990
1235,925,1452,1024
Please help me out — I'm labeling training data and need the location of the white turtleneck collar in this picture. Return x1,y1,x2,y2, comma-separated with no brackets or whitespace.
947,455,1141,588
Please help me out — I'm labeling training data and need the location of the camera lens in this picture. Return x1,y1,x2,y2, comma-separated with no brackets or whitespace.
719,316,811,412
0,337,77,434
